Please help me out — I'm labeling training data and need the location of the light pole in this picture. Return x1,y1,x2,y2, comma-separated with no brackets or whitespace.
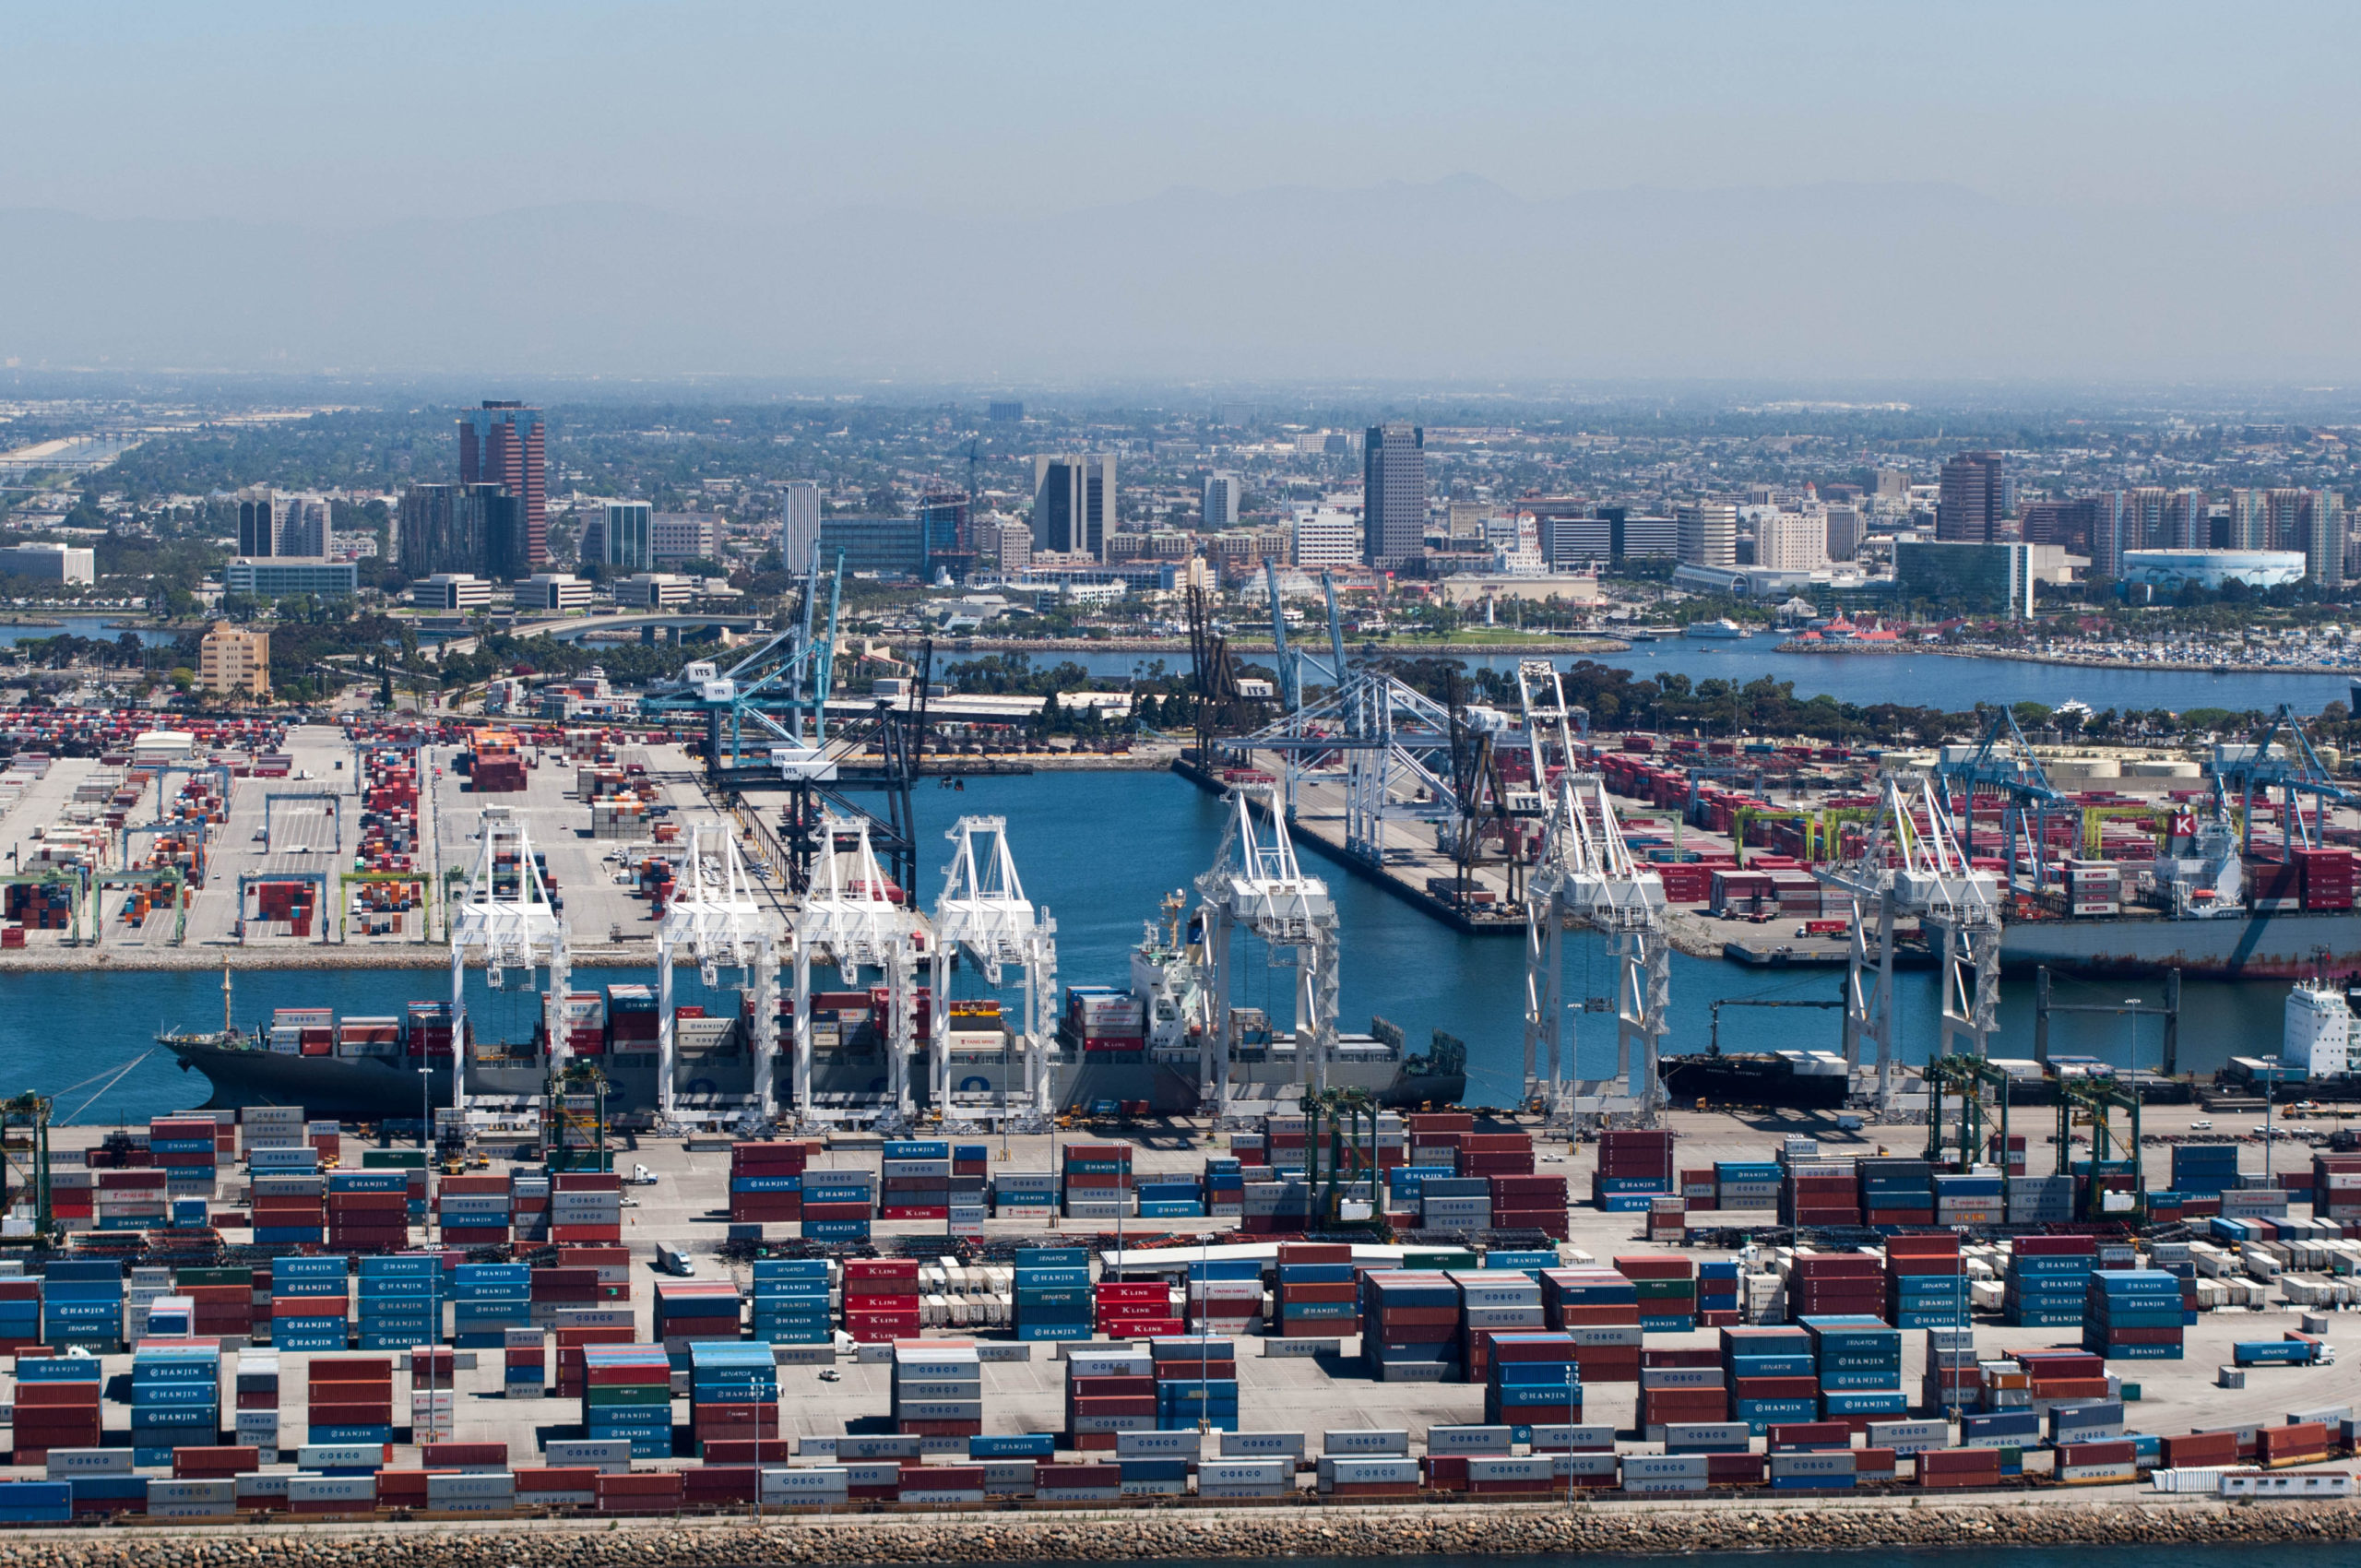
419,1064,433,1157
2121,1000,2142,1077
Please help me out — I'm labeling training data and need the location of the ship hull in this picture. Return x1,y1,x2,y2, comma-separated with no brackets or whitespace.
172,1034,1468,1122
1659,1054,1848,1111
1999,909,2361,979
167,1040,456,1117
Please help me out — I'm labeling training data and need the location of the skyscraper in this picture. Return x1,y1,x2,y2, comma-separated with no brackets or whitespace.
1361,422,1426,567
1202,470,1243,531
1031,454,1118,557
1936,451,2009,542
235,487,290,558
457,400,547,567
397,483,457,579
1676,502,1738,567
780,480,821,567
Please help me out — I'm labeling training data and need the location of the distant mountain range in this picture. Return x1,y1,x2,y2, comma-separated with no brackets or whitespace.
6,178,2358,383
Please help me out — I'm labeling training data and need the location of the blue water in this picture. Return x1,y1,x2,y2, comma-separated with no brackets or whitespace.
0,615,177,649
1035,641,2358,717
5,772,2285,1124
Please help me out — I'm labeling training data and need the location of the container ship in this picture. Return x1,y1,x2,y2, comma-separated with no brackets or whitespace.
161,909,1467,1120
1657,1048,1851,1111
1998,805,2361,980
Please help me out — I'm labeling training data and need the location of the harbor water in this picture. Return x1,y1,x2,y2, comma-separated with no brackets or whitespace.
1034,640,2361,715
2,769,2287,1124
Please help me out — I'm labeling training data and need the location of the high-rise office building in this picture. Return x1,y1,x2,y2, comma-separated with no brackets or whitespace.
917,492,971,577
1936,451,2009,542
780,480,821,567
235,487,290,558
1202,471,1243,532
1823,505,1863,562
1361,422,1427,567
593,501,653,572
1676,502,1738,567
457,400,547,567
397,484,457,578
1031,455,1117,557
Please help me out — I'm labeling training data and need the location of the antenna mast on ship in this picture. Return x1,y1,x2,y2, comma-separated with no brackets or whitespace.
221,962,233,1037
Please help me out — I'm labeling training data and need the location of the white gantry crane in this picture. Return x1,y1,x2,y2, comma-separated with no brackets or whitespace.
653,826,780,1131
1523,772,1669,1123
930,815,1057,1127
1817,774,2002,1108
789,811,925,1129
1193,789,1340,1118
447,806,568,1118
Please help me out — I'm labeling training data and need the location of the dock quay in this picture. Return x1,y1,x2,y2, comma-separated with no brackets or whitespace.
1172,754,1528,935
0,1096,2356,1538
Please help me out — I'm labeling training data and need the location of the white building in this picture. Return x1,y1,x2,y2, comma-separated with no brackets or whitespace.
780,480,820,566
1290,504,1361,570
0,541,96,586
614,573,694,608
410,573,491,611
1754,510,1829,571
519,573,593,612
1202,470,1243,531
2121,550,2307,591
1677,502,1738,567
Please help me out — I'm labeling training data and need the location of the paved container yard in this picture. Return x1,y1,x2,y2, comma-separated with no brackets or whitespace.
6,1098,2360,1480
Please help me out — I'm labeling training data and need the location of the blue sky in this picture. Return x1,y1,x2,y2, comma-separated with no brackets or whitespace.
9,5,2361,382
9,3,2356,225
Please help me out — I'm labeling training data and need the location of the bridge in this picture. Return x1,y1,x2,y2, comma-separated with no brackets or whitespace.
433,612,766,659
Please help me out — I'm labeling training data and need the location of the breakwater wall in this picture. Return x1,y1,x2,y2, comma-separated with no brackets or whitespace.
3,1495,2358,1566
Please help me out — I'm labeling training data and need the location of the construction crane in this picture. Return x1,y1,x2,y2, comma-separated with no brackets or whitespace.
1816,774,2002,1108
1194,789,1340,1119
447,806,567,1120
2215,702,2353,854
1186,584,1269,764
930,815,1057,1127
652,826,780,1131
1523,772,1669,1123
789,812,926,1130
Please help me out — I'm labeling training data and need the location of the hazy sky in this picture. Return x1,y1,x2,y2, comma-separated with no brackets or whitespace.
11,2,2356,224
9,5,2361,384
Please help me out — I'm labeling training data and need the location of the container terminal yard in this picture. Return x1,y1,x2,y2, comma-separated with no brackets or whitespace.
0,1100,2355,1526
7,659,2361,1532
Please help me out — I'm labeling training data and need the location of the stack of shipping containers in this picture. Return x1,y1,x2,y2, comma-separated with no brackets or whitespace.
750,1258,831,1345
580,1344,673,1457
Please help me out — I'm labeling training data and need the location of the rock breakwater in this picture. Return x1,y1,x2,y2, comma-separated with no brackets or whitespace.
0,1496,2355,1566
